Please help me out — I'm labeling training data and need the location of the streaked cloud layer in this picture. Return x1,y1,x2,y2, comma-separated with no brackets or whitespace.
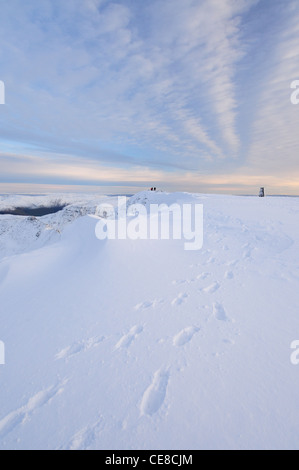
0,0,298,194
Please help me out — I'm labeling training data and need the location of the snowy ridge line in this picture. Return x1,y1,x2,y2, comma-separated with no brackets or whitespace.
0,193,110,211
0,196,112,259
0,191,195,259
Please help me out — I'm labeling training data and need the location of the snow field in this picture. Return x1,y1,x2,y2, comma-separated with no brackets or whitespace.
0,192,298,449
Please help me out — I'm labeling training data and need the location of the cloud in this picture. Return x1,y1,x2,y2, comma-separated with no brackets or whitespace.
143,0,259,154
2,148,298,196
0,0,298,194
0,1,257,162
247,0,299,178
0,150,165,185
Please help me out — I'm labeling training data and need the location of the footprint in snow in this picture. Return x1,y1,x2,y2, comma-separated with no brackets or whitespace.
242,243,253,259
227,260,238,267
172,279,188,285
196,272,211,281
172,279,196,285
223,339,235,345
205,257,216,265
0,380,67,438
63,419,103,450
213,302,230,322
202,281,220,294
115,325,143,350
225,271,234,280
171,293,188,306
173,326,200,347
134,299,164,311
56,336,105,361
140,368,170,416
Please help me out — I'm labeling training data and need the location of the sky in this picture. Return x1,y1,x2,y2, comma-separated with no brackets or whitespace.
0,0,299,195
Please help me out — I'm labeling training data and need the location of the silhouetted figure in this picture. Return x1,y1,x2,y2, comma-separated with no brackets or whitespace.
259,187,265,197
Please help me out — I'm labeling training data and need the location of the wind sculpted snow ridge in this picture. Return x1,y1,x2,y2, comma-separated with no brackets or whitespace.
0,195,113,259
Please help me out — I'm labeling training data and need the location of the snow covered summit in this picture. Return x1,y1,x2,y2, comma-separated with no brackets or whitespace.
0,192,298,450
